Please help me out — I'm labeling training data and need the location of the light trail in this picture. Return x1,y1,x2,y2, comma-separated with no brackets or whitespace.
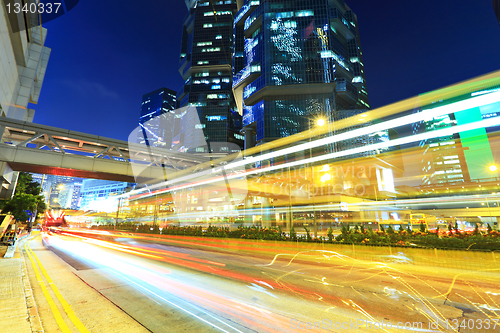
25,235,90,333
131,113,500,202
41,228,500,332
128,89,500,200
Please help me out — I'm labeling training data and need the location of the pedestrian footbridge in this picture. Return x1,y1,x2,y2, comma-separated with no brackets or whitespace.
0,117,209,184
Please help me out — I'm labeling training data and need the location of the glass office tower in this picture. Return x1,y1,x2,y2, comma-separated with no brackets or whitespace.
138,88,177,147
177,0,243,154
494,0,500,26
232,0,370,147
414,86,500,186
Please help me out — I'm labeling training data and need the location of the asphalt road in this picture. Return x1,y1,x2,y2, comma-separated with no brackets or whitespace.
23,229,500,332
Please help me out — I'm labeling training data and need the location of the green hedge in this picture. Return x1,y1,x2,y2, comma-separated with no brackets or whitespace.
91,224,500,250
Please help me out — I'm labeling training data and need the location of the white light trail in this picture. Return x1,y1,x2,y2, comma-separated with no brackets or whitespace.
134,114,500,201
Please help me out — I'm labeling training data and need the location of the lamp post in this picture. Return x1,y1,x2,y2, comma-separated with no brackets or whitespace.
115,196,122,230
115,186,134,230
488,164,499,229
309,117,326,239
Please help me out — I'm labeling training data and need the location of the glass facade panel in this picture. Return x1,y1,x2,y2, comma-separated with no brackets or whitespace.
233,0,370,144
177,0,243,153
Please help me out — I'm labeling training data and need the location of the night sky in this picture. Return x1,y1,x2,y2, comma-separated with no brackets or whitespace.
32,0,500,141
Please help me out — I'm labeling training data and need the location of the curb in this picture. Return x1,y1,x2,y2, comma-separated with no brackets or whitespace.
20,240,44,333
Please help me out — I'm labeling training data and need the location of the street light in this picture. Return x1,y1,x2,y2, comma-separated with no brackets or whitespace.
486,164,498,230
308,117,326,239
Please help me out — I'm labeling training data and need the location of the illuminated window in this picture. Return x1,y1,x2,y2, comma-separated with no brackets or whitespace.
207,94,228,99
275,11,293,18
204,11,232,16
250,64,261,72
206,115,227,121
295,10,313,17
201,48,221,52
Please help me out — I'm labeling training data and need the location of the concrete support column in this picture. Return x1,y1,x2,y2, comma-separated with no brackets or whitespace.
261,196,272,229
313,210,317,239
0,162,17,199
241,127,255,151
244,196,253,225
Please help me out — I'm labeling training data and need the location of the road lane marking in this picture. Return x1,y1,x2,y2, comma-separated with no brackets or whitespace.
25,237,72,333
26,235,91,333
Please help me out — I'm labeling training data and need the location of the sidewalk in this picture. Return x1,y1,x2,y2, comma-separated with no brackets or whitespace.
0,236,44,333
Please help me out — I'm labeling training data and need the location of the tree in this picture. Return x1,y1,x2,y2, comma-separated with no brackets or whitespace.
1,172,46,224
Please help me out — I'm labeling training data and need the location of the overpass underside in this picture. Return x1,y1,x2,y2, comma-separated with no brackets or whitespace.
0,117,209,197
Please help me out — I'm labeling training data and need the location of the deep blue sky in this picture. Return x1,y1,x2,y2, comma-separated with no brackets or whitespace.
32,0,500,141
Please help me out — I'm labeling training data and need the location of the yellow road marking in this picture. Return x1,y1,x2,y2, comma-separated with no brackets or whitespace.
25,235,91,333
25,237,72,333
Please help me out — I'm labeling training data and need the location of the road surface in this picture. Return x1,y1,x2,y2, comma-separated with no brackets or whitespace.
20,229,500,332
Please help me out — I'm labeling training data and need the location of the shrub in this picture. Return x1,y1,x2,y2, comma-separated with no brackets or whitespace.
327,227,334,243
474,223,480,236
97,218,500,250
341,223,347,235
304,226,312,242
290,226,297,241
387,225,394,234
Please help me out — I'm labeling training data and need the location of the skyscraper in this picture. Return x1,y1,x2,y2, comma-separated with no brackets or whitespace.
138,88,177,147
177,0,243,153
494,0,500,26
79,179,133,212
232,0,369,147
415,86,500,187
417,113,471,186
0,0,50,198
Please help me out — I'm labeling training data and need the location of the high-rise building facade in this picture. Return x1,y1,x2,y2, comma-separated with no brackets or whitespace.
0,0,51,199
414,86,500,187
80,179,133,212
138,88,177,147
177,0,243,153
494,0,500,26
232,0,369,147
416,113,471,186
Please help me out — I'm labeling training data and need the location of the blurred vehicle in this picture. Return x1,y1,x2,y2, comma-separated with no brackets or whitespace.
409,213,437,230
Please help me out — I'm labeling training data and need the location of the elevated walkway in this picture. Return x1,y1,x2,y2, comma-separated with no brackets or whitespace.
0,117,209,183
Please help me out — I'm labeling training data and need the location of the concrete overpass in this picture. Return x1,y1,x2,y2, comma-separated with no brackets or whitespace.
0,117,209,188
